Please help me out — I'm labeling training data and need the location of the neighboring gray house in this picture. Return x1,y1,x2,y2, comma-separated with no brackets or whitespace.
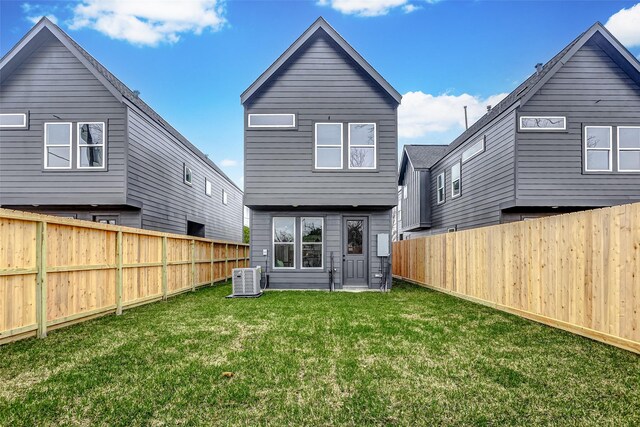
398,22,640,239
242,18,401,290
0,18,243,241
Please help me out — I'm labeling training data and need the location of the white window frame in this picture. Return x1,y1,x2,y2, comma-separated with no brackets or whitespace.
0,113,27,128
348,122,376,170
519,116,567,131
44,122,72,170
273,217,296,270
451,162,461,198
301,217,323,270
617,126,640,172
436,172,445,204
184,164,193,185
248,113,296,128
584,126,613,172
403,185,407,199
205,178,212,196
222,189,228,205
77,122,106,169
461,136,485,163
315,123,343,170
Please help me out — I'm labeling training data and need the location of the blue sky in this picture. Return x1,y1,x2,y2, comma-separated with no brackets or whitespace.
2,0,640,188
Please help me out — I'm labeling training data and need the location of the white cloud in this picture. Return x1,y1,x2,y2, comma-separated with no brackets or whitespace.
398,91,509,139
220,159,238,167
22,3,59,25
605,3,640,47
318,0,428,17
68,0,226,46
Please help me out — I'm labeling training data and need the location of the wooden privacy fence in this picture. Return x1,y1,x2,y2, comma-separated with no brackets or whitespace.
0,208,248,344
393,203,640,354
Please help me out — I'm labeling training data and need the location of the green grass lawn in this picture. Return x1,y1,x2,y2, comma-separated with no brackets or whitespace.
1,280,639,426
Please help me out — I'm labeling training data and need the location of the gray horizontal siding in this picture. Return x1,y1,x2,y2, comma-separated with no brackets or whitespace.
8,206,141,228
244,31,397,207
250,208,392,290
428,110,517,232
400,161,423,231
516,39,640,202
0,34,127,206
127,108,243,242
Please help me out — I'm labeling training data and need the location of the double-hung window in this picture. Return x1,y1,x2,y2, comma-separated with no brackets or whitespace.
77,122,105,169
451,163,461,198
315,123,343,169
301,217,323,269
618,126,640,172
348,123,376,169
44,122,72,169
273,217,295,269
437,172,445,204
584,126,612,172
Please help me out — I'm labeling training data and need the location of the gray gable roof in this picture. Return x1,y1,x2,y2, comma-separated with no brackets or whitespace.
240,17,401,105
435,22,640,161
0,17,242,192
398,144,448,184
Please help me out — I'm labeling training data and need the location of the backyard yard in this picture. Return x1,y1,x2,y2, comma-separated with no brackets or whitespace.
1,280,638,426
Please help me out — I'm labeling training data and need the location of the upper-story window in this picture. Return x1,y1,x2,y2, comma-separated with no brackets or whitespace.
222,189,228,205
0,113,27,129
403,185,407,199
205,178,212,196
584,126,612,172
519,116,566,131
44,122,72,169
184,164,193,185
348,123,376,169
462,136,485,163
248,114,295,128
451,162,461,198
436,172,445,204
618,127,640,172
77,122,105,169
315,123,343,169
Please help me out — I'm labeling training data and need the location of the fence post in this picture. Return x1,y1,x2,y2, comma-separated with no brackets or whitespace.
191,239,196,292
235,244,239,270
35,221,47,338
116,230,123,315
210,241,215,285
162,236,168,300
225,243,229,280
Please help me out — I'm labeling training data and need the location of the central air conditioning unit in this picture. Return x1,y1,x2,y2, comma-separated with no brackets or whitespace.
229,266,262,297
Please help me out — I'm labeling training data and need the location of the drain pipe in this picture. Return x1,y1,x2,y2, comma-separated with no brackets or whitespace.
329,252,335,291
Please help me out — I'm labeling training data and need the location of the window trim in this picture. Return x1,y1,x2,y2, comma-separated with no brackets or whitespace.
44,122,72,170
183,163,193,186
0,113,27,129
272,217,296,270
315,122,343,170
461,136,485,163
348,122,377,170
403,185,407,199
248,113,296,128
519,116,567,131
584,126,613,172
77,122,106,170
222,189,228,205
617,126,640,173
436,172,445,204
205,178,212,197
451,162,461,198
301,217,323,270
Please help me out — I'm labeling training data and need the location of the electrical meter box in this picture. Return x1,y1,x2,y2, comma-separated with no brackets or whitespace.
376,233,390,257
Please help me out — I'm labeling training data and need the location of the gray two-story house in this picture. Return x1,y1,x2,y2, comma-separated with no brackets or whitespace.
0,18,243,241
242,18,401,290
398,22,640,239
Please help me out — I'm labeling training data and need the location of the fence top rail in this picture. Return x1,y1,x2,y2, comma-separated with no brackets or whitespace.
0,208,248,247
